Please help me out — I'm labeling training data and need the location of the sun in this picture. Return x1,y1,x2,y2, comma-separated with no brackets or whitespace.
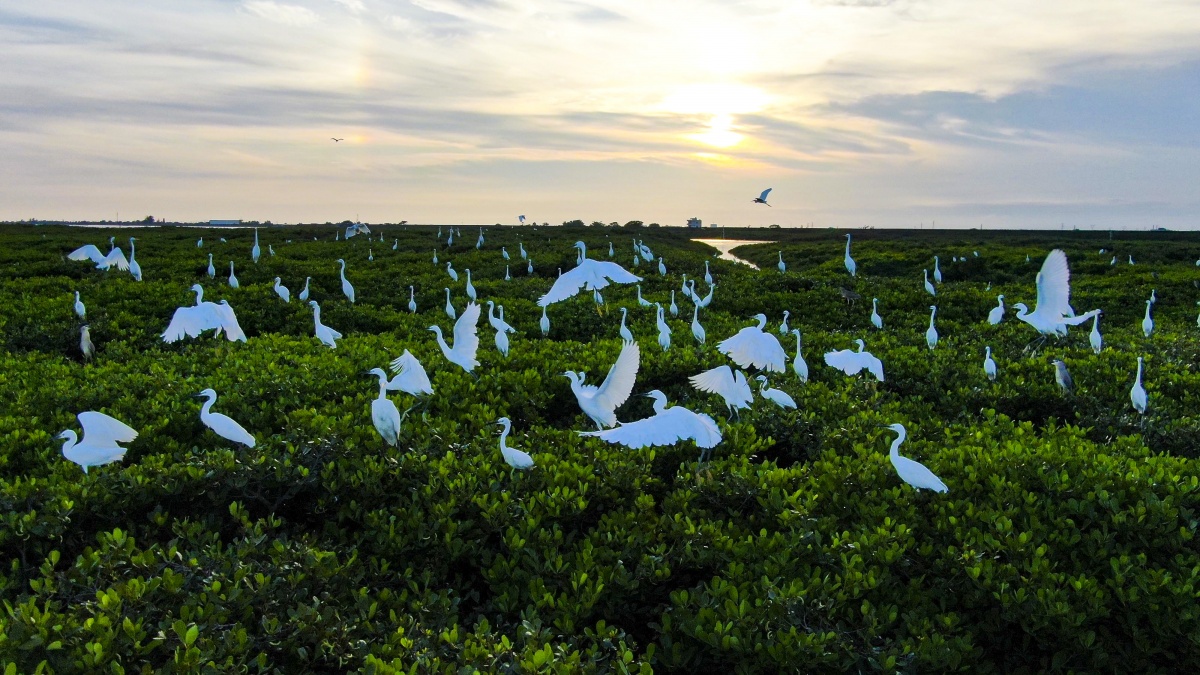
690,114,742,148
661,84,767,149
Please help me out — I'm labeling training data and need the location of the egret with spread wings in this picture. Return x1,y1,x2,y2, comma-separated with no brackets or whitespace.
565,340,640,429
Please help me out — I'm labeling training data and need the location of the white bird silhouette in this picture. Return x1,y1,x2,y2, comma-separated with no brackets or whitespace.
162,285,245,343
495,417,535,469
670,290,679,316
387,350,434,396
485,301,515,334
988,295,1005,325
502,247,510,260
655,303,671,351
925,306,938,350
465,269,477,300
197,238,203,248
433,250,439,264
446,262,458,282
59,411,137,473
73,291,86,318
443,288,456,319
718,314,787,372
777,252,786,273
273,277,290,302
704,261,713,286
298,277,310,301
309,300,342,348
207,253,216,278
870,299,883,330
338,259,355,303
228,261,239,288
580,390,721,458
883,423,948,493
366,369,403,446
983,346,997,381
658,258,667,276
756,376,796,409
540,306,550,335
844,234,856,277
1053,359,1073,392
933,256,942,284
923,269,936,296
527,259,533,275
539,242,641,306
520,242,527,259
1142,299,1154,337
790,329,808,382
823,339,884,381
430,302,481,373
251,229,260,263
692,282,715,309
680,274,692,299
565,340,640,429
753,188,772,206
195,388,255,447
690,365,753,418
1012,250,1100,336
1130,357,1147,414
691,304,705,345
128,238,142,281
1089,313,1103,354
778,310,790,335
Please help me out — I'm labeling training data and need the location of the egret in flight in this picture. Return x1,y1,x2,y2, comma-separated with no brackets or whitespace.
366,369,403,446
128,238,142,281
73,291,86,318
195,389,255,447
844,234,856,277
756,376,796,409
538,242,641,306
690,365,753,418
309,300,342,348
790,329,808,382
925,306,938,350
59,411,138,473
718,314,787,372
298,277,310,302
496,417,535,469
387,350,434,396
338,259,355,303
882,423,948,493
80,325,95,360
983,347,997,381
824,339,884,381
753,188,772,206
1012,250,1100,336
228,261,239,288
565,340,640,429
580,390,722,460
273,278,290,302
68,237,129,271
430,302,481,373
988,295,1005,325
870,299,883,330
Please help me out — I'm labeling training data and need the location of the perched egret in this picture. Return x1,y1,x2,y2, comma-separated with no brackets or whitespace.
408,286,417,313
494,326,510,356
690,366,753,418
669,290,679,316
1012,250,1100,336
718,315,787,372
540,306,550,335
527,259,533,275
463,269,477,301
608,241,614,257
1150,289,1157,305
128,238,142,281
538,242,641,306
476,230,484,249
777,252,786,273
983,347,997,381
778,310,790,335
433,250,439,264
520,242,527,259
593,289,604,305
655,303,671,351
73,291,86,318
883,424,948,493
693,283,715,309
273,277,290,302
228,261,239,289
443,288,456,319
207,254,216,278
988,295,1005,325
502,247,510,260
870,299,883,330
681,274,692,299
1053,359,1073,392
298,277,310,302
618,307,633,341
446,262,458,281
756,376,796,410
637,285,652,308
80,325,95,360
1089,314,1103,354
251,229,260,263
1129,356,1148,414
824,339,884,381
925,306,938,350
369,249,374,262
386,350,434,396
197,238,203,248
504,266,511,281
195,389,255,447
933,256,942,283
162,285,245,343
704,261,713,286
844,234,857,277
338,259,355,303
309,301,342,348
564,340,640,429
59,411,137,473
790,329,809,382
1110,256,1116,265
691,304,705,345
658,258,667,276
485,301,516,334
923,270,936,296
638,241,654,261
753,188,772,206
1142,300,1154,337
393,239,398,251
1128,255,1135,265
580,391,721,457
495,417,535,470
429,302,481,373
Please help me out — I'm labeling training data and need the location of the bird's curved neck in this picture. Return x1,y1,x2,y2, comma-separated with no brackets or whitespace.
755,316,766,329
498,422,511,448
889,431,905,458
193,288,204,303
651,395,668,414
61,431,78,449
312,305,321,321
432,329,450,354
1136,360,1143,381
200,395,215,416
577,243,587,259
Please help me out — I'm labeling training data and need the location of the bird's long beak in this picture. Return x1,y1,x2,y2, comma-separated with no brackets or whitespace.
192,394,207,399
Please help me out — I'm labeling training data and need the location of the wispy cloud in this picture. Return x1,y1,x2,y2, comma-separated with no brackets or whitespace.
241,1,320,26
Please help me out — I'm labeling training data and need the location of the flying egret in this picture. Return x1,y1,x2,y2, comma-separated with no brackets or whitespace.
844,234,857,277
485,301,515,334
704,261,713,286
540,306,550,335
655,303,671,351
983,347,997,381
336,259,355,303
128,238,142,281
97,237,130,271
933,256,942,283
251,229,260,263
691,304,705,345
778,310,790,335
273,277,290,302
1130,357,1147,414
228,261,239,288
690,366,753,418
162,285,245,343
207,254,216,278
538,242,641,306
756,376,796,410
923,270,936,296
299,277,311,302
718,315,787,372
1012,250,1100,336
925,306,938,350
1089,314,1103,354
618,307,633,341
387,350,434,396
882,423,948,493
80,325,95,360
502,246,510,260
870,299,883,330
446,262,458,282
753,188,772,206
988,295,1005,325
1053,359,1073,392
777,252,786,273
564,340,640,429
790,330,808,382
74,291,85,318
669,290,679,316
580,390,722,459
1142,300,1154,337
636,285,652,308
309,300,342,348
429,302,481,373
496,417,535,470
658,258,667,276
59,411,137,473
823,339,884,381
195,389,255,447
443,288,456,319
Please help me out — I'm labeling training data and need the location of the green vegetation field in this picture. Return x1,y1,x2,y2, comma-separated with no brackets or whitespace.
3,223,1200,673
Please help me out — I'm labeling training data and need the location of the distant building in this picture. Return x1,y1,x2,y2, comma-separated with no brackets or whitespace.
209,219,242,226
709,222,720,228
687,217,702,228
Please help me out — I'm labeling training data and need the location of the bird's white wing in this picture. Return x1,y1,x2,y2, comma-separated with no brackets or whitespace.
591,260,642,285
388,350,433,395
823,349,860,375
162,305,217,342
595,341,640,412
214,302,247,342
538,268,589,306
78,411,138,446
690,365,736,396
582,407,721,449
104,248,130,271
861,352,885,381
68,245,107,265
718,328,787,372
452,302,481,356
759,188,772,201
1035,249,1071,317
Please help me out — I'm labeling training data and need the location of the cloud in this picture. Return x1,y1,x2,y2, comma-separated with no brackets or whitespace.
241,1,319,26
332,0,366,12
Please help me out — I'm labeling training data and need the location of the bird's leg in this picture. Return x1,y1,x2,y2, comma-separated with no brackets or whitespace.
1022,335,1047,355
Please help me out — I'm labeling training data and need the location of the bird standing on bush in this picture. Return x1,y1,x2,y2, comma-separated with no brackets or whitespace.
195,389,256,448
565,340,640,430
496,417,534,469
59,411,138,474
719,314,787,372
366,370,403,446
882,423,948,493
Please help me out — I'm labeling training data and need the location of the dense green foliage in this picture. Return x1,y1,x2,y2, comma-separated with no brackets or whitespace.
2,223,1200,672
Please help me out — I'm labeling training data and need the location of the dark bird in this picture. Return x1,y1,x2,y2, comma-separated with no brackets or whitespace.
331,138,344,142
752,188,772,206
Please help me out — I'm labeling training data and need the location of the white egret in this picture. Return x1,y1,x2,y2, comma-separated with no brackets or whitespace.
446,262,458,282
690,366,753,417
502,246,510,260
655,303,671,351
691,304,705,345
309,300,342,348
608,241,614,257
369,249,374,262
485,301,515,334
923,270,936,296
207,254,215,278
494,326,510,356
756,376,796,410
925,306,938,350
1142,300,1154,337
564,340,640,429
433,250,439,264
195,388,255,447
658,258,667,276
704,261,713,286
393,239,398,251
386,350,434,396
777,252,786,273
870,299,883,330
299,277,311,302
74,237,129,271
1012,250,1100,336
162,285,245,343
669,290,679,316
1110,256,1116,265
476,230,484,249
680,274,692,299
844,234,856,277
527,259,533,275
823,339,884,381
987,295,1005,325
753,188,772,206
1053,360,1073,392
197,238,203,248
269,244,275,256
618,307,633,341
718,315,787,372
882,424,948,493
128,238,142,281
1128,255,1135,265
933,256,942,283
540,306,550,335
505,266,511,281
778,310,790,335
443,288,456,319
59,411,137,473
446,230,453,246
636,285,652,308
80,325,95,360
228,261,239,288
790,330,809,382
408,286,417,313
1150,289,1157,305
74,291,86,318
693,283,715,309
1089,314,1102,354
251,229,260,263
520,242,527,259
983,347,997,381
273,277,290,302
538,242,641,306
638,241,654,261
337,259,356,303
1129,356,1148,414
220,237,227,243
495,417,535,470
429,302,481,373
593,289,604,305
580,391,721,456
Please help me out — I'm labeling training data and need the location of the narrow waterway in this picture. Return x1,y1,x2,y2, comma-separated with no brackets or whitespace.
692,239,775,270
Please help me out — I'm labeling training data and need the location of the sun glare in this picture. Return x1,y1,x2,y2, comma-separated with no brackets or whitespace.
662,84,766,149
690,114,743,148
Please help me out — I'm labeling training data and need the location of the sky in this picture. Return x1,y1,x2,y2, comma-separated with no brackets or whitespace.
2,0,1200,229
